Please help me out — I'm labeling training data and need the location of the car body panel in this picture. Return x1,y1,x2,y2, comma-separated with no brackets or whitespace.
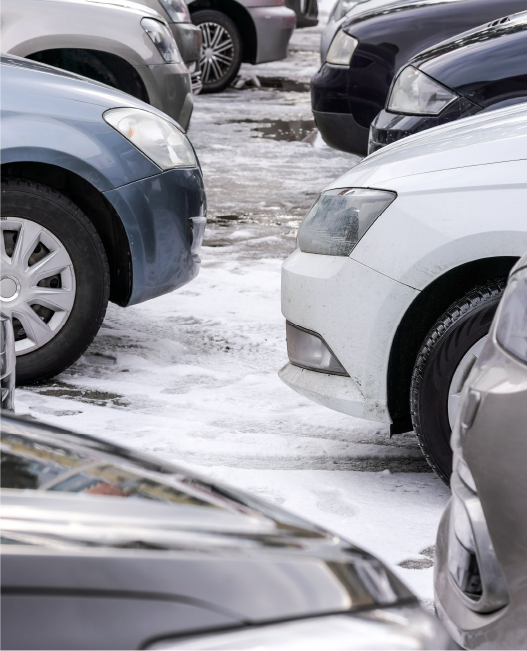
1,56,206,307
248,5,296,63
1,0,193,127
435,252,527,648
370,12,527,152
0,414,417,649
280,104,527,423
312,0,527,155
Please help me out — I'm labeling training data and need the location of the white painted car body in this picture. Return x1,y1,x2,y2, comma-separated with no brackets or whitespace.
280,104,527,426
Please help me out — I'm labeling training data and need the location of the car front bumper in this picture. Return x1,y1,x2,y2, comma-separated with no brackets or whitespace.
103,167,206,307
368,100,480,154
249,6,296,64
435,330,527,648
137,62,194,131
280,249,418,423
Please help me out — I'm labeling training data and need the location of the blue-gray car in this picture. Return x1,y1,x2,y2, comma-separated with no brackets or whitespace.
0,54,206,385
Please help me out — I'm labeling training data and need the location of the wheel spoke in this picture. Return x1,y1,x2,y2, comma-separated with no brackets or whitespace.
210,26,226,49
215,53,233,66
28,287,75,312
211,58,223,80
14,304,54,348
26,247,73,285
10,219,43,270
213,41,233,56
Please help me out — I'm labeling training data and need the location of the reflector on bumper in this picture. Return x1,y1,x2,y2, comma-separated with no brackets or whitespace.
286,321,348,376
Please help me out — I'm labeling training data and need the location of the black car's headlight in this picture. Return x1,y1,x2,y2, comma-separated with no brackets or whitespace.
141,17,182,63
158,0,191,22
387,66,457,116
148,606,450,649
326,30,358,65
496,267,527,363
297,188,396,257
104,108,197,169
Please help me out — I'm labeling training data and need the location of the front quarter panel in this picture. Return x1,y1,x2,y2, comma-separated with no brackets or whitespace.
349,160,527,289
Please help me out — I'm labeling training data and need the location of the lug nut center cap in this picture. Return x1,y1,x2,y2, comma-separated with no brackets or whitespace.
1,276,20,301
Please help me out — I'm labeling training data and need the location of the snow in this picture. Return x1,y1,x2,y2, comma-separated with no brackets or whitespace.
15,24,450,604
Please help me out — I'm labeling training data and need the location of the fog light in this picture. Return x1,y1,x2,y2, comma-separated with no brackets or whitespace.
286,322,348,376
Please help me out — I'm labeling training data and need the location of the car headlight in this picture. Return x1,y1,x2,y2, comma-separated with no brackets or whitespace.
158,0,190,22
328,0,367,23
297,188,396,257
387,66,457,116
104,108,197,169
326,30,358,65
495,267,527,363
141,17,181,63
147,606,450,650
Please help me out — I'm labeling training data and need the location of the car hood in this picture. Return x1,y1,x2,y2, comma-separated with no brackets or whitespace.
410,12,527,108
1,54,177,123
330,102,527,188
0,414,413,622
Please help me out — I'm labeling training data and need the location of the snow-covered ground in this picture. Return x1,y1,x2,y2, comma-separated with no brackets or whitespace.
16,24,450,604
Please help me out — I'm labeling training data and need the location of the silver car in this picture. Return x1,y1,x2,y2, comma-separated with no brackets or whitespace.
435,251,527,648
1,0,194,129
187,0,296,93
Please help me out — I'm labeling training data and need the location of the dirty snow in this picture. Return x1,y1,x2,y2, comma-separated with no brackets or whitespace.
15,24,450,603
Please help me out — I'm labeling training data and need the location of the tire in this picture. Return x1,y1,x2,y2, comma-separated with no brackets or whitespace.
1,178,110,385
192,10,243,93
410,281,505,485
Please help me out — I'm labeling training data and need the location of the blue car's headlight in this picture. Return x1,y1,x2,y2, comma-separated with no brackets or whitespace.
297,188,396,257
104,108,197,170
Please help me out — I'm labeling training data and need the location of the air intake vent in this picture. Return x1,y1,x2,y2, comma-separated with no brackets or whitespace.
488,16,510,28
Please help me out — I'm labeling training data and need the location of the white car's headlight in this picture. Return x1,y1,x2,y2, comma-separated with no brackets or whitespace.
104,108,197,169
297,188,396,257
328,0,366,23
158,0,190,22
148,606,450,650
141,17,182,63
326,30,358,65
387,66,457,116
496,267,527,363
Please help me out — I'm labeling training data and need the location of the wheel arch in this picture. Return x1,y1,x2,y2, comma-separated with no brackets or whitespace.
1,161,133,307
25,49,149,103
387,256,518,434
189,0,257,63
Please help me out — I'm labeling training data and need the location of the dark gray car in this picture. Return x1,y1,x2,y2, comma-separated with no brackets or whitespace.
0,414,449,650
435,251,527,648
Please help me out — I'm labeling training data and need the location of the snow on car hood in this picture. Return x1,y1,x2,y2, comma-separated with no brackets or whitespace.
330,102,527,190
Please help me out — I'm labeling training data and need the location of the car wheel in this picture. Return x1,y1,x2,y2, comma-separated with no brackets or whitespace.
192,10,243,93
1,178,110,385
410,280,505,484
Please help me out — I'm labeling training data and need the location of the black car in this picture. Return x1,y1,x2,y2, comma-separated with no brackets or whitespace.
311,0,527,157
369,12,527,153
0,414,449,650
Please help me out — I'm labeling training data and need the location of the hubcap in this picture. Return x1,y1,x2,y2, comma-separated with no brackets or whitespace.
198,22,235,85
447,336,487,427
1,218,76,355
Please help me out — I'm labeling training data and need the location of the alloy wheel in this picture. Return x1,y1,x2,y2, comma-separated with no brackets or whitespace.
1,218,76,355
199,22,235,85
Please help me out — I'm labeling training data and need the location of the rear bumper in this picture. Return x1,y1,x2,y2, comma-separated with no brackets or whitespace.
313,109,368,157
169,22,201,65
137,63,194,131
103,168,206,307
249,6,296,64
280,249,418,423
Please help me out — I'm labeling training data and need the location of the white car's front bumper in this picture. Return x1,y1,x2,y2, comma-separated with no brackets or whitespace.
280,249,418,423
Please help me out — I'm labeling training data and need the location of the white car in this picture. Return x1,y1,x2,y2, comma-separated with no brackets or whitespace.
280,103,527,484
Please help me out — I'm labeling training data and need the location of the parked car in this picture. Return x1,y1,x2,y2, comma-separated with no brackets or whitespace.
280,103,527,484
369,11,527,153
1,55,206,385
312,0,527,157
130,0,204,93
0,413,449,650
0,315,15,412
285,0,318,28
435,251,527,649
187,0,296,93
2,0,194,129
